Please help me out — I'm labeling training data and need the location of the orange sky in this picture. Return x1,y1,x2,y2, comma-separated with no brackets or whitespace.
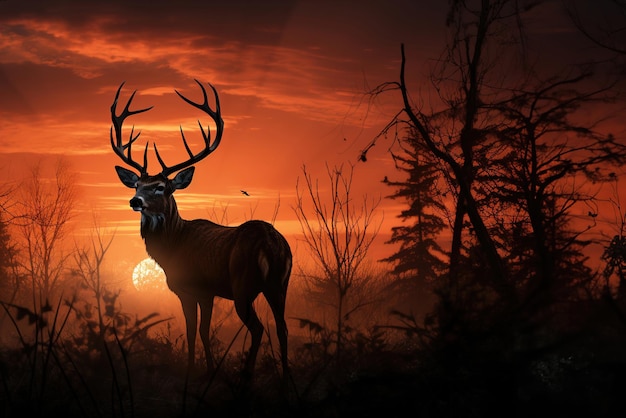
1,0,624,295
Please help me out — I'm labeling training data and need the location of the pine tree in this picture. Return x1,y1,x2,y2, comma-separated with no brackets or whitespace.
382,130,447,293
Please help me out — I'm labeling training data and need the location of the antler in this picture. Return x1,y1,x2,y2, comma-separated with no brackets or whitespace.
155,79,224,177
110,82,153,174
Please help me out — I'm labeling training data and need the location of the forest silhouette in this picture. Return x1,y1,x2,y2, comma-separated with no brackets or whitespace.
1,1,626,417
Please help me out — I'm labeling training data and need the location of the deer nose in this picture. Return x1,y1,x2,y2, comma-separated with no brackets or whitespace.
129,197,144,212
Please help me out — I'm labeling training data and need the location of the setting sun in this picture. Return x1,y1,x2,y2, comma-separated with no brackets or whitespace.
131,258,166,291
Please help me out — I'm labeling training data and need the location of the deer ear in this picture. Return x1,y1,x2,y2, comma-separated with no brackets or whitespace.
115,166,139,188
173,166,195,190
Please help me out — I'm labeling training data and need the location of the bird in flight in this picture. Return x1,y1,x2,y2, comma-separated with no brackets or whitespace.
241,190,250,196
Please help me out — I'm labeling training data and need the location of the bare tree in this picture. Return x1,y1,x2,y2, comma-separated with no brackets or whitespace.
0,212,21,299
0,183,21,306
359,2,626,386
68,216,154,364
364,0,625,302
363,1,535,297
293,163,381,359
566,0,626,56
487,73,626,308
71,215,115,304
14,158,78,305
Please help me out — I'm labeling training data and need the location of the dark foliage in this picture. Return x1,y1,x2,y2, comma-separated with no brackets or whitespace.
0,287,624,417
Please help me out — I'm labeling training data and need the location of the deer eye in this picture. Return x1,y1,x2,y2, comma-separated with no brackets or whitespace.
155,185,166,195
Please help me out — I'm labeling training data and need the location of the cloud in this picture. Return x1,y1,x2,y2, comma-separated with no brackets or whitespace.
0,7,381,129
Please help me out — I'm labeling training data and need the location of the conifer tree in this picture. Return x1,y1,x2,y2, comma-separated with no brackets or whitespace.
382,130,447,294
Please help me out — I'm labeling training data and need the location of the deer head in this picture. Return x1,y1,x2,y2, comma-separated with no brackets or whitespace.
110,80,223,223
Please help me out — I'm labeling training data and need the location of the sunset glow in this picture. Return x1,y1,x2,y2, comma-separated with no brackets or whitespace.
0,1,623,291
3,1,626,416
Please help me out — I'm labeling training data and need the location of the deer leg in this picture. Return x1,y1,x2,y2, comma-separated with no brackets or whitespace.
179,296,198,373
234,298,264,380
265,288,290,381
198,297,215,373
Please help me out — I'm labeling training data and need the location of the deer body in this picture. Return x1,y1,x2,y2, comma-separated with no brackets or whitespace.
141,203,290,302
111,81,291,381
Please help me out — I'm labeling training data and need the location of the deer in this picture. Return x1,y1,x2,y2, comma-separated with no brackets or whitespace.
109,80,292,383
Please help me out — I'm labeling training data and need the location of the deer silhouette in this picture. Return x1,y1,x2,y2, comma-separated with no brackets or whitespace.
110,80,292,382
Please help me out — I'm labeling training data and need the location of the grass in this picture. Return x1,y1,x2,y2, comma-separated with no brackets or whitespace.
1,291,625,418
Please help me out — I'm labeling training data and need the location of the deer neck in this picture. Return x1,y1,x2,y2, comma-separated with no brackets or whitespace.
140,196,185,241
